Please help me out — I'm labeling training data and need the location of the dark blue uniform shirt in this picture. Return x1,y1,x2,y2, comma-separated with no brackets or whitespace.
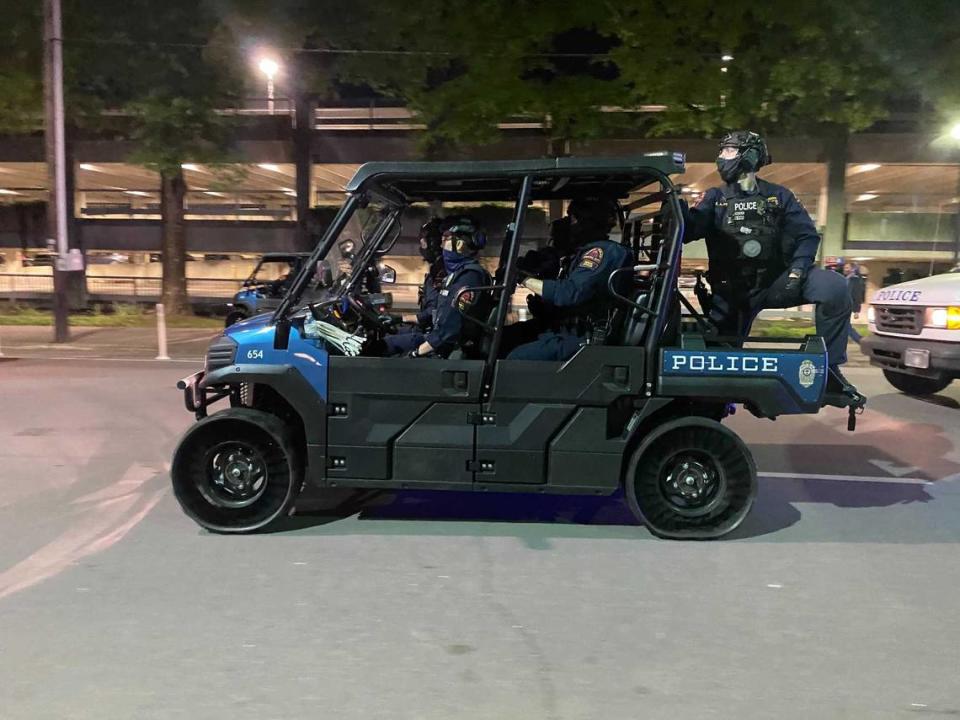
416,268,444,328
425,262,487,355
540,239,633,310
684,178,820,272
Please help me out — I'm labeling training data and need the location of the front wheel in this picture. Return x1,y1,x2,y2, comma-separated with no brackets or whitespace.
625,417,757,540
882,369,951,396
171,408,302,533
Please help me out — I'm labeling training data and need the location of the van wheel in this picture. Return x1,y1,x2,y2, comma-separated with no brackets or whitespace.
171,408,302,533
882,369,951,396
625,417,756,540
225,311,248,327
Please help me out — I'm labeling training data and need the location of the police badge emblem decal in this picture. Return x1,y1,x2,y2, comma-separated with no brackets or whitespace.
798,359,816,389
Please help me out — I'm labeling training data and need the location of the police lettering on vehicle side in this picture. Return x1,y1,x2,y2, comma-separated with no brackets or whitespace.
667,352,780,374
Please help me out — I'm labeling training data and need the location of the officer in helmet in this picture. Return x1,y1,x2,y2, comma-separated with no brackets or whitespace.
403,216,491,358
509,198,633,361
414,217,447,329
381,217,448,356
683,130,862,402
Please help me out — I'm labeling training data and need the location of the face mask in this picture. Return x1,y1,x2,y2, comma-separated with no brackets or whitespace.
549,216,574,256
717,155,744,183
442,248,471,273
419,238,440,263
717,147,761,183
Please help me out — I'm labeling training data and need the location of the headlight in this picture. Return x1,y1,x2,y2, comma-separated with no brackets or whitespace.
926,306,960,329
867,306,875,323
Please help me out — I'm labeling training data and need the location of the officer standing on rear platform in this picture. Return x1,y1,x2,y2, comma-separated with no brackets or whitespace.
509,199,632,361
683,130,862,402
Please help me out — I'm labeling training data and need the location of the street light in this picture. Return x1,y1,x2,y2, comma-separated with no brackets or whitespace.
258,57,280,114
950,122,960,142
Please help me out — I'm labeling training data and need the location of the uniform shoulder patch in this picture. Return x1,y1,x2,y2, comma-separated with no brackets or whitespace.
456,289,475,312
578,246,604,270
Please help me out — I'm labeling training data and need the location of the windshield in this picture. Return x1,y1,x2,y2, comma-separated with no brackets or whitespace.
284,195,399,314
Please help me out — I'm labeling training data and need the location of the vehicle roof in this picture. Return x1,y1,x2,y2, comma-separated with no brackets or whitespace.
346,153,686,202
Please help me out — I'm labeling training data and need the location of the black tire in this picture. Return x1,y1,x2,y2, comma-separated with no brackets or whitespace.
625,417,757,540
171,408,302,533
225,311,249,328
882,369,951,396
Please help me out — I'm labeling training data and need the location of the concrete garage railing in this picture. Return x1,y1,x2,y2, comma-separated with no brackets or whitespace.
0,273,426,311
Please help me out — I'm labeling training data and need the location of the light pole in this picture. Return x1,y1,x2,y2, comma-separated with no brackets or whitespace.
258,57,279,114
44,0,70,342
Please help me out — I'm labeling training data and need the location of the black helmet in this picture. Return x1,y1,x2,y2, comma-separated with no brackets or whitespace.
717,130,771,183
442,215,487,253
418,217,445,263
567,197,619,247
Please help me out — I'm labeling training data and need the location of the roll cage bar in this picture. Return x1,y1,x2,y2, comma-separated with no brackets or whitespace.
273,157,687,388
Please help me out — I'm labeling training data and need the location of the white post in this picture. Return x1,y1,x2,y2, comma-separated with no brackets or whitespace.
155,303,171,360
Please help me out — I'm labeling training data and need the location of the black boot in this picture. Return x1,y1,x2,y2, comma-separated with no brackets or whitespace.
825,365,866,408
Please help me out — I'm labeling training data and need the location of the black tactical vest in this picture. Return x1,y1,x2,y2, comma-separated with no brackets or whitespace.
717,186,783,264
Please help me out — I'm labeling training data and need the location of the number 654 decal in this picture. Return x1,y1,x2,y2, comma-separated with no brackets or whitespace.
246,349,264,360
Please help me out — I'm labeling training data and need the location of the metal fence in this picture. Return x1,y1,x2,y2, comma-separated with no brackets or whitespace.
0,274,238,303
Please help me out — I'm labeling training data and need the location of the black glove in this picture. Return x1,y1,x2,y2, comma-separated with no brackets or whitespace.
784,267,806,295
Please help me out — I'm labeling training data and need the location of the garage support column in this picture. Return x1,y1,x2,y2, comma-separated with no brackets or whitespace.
293,92,315,252
820,129,849,264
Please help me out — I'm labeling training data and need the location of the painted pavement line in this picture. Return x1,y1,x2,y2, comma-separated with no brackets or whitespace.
759,471,933,485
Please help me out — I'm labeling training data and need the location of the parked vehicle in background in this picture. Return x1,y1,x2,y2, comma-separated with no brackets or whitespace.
861,269,960,396
87,252,130,265
22,251,57,267
224,253,312,327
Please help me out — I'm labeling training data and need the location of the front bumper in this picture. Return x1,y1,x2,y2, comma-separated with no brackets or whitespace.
177,370,230,418
861,334,960,377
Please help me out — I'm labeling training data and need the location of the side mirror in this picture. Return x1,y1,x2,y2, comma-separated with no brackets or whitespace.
338,238,357,258
315,260,334,288
378,263,397,284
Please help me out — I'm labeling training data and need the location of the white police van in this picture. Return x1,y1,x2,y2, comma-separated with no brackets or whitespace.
861,267,960,396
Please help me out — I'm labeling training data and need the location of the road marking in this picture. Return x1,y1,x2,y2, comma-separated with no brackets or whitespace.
1,355,200,363
760,471,932,485
868,458,920,477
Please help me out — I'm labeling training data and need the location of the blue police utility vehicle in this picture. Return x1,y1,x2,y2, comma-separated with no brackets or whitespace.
224,253,311,327
172,155,857,540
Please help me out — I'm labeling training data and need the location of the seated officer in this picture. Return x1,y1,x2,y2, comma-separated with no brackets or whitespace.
382,218,448,355
683,130,861,401
415,217,448,329
509,198,632,361
498,212,579,356
388,217,490,358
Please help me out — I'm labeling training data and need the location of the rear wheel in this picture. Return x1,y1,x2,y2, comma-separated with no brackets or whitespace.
625,417,756,540
171,408,301,533
882,369,951,396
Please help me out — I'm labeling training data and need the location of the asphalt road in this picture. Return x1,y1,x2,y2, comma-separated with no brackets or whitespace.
1,359,958,720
